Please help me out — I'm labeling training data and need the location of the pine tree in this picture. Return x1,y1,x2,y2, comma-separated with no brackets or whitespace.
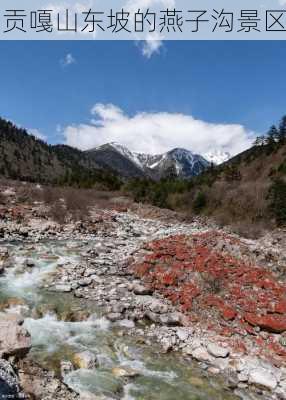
278,116,286,144
269,125,279,142
253,136,266,147
266,125,279,152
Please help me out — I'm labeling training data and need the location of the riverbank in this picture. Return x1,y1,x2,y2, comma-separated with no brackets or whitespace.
0,197,285,399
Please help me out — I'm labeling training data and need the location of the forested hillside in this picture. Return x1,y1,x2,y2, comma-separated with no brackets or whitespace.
125,115,286,234
0,118,121,190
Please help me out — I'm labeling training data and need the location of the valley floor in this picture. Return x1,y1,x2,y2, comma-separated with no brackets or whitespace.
0,183,285,400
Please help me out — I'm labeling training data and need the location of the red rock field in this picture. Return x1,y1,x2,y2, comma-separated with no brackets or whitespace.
131,231,286,366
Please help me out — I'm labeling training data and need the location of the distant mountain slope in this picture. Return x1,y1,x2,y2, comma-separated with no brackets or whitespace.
0,118,66,182
86,143,146,178
194,138,286,231
128,120,286,233
87,143,210,179
0,118,120,189
0,118,210,183
147,148,210,178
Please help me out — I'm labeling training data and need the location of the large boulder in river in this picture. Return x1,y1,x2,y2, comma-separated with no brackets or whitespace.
0,314,31,358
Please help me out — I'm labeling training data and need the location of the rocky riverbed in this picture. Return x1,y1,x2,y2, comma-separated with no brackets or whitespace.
0,202,285,399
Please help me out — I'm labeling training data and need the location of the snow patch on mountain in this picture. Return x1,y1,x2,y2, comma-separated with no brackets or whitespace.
108,142,144,168
204,150,231,165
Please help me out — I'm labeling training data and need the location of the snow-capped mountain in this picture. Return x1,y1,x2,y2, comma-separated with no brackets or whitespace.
86,143,146,178
203,150,231,165
86,142,210,179
143,148,210,178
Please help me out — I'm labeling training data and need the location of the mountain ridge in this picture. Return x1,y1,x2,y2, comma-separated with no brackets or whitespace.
87,142,211,179
0,118,121,189
0,116,230,183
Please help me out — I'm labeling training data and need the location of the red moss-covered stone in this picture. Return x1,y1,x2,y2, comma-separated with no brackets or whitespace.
274,300,286,314
130,230,286,361
244,313,286,333
267,341,286,357
221,306,237,321
220,327,234,337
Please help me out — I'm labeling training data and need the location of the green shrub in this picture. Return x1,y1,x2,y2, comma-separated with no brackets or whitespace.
268,178,286,225
193,191,207,213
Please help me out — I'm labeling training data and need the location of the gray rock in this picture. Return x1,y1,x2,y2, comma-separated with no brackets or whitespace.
176,328,190,342
159,312,184,326
0,314,31,358
145,311,160,323
149,299,169,314
111,303,126,314
90,275,103,284
182,345,193,355
117,319,135,329
207,343,230,358
248,368,278,390
192,347,213,363
161,337,174,352
106,313,123,322
133,283,153,295
78,278,92,287
53,284,72,292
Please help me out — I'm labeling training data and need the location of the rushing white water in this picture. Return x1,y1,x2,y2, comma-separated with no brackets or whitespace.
0,243,81,301
24,313,111,354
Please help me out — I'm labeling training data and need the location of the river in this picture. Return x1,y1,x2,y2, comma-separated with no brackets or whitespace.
0,240,238,400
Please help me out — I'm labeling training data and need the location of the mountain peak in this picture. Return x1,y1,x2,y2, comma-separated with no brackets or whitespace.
204,149,231,165
169,147,194,154
86,142,210,179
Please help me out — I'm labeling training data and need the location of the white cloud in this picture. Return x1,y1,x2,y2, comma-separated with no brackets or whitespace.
91,103,124,122
63,103,255,157
60,53,76,67
124,0,174,58
140,33,163,58
29,129,47,142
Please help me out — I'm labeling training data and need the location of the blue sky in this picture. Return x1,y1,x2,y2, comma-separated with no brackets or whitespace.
0,40,286,156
